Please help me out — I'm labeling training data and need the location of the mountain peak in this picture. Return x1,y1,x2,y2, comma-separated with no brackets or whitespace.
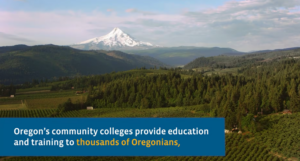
106,27,127,38
110,27,124,35
113,27,121,31
75,27,155,50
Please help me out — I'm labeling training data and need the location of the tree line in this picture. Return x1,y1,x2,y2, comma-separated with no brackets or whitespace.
80,58,300,129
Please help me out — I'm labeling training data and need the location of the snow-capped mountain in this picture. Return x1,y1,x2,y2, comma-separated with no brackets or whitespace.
71,28,156,50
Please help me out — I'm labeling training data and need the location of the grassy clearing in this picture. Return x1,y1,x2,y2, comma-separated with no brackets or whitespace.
26,96,86,109
180,74,193,79
0,99,22,105
203,67,241,76
16,86,51,93
0,90,86,109
0,104,26,110
13,90,78,100
191,67,241,76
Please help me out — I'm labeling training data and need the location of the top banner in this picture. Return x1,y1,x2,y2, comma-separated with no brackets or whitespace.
0,118,225,156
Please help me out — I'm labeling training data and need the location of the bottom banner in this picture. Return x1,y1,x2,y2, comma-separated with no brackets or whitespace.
0,118,225,156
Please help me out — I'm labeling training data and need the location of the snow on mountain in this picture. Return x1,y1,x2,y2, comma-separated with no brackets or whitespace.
74,28,155,50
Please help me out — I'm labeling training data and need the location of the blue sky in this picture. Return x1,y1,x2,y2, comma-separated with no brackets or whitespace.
1,0,230,13
1,0,300,51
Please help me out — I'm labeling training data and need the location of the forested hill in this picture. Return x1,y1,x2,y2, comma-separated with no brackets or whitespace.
0,44,30,54
0,45,167,84
184,47,300,69
48,57,300,130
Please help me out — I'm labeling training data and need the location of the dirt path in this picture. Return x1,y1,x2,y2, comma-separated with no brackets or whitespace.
246,137,255,142
270,151,299,161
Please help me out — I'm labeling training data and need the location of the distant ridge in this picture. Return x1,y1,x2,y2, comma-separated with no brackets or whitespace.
125,47,243,66
248,47,300,54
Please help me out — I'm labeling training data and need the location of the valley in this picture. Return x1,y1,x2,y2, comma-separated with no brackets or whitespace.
1,49,300,160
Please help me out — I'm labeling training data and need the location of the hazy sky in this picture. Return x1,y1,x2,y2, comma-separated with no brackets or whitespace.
1,0,300,52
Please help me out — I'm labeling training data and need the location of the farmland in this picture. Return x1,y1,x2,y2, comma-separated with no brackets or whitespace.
1,107,297,161
1,133,285,161
0,89,86,110
0,109,56,117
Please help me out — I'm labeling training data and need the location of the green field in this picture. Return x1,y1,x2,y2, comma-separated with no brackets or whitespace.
16,87,51,93
25,96,85,109
0,104,26,110
0,99,22,105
